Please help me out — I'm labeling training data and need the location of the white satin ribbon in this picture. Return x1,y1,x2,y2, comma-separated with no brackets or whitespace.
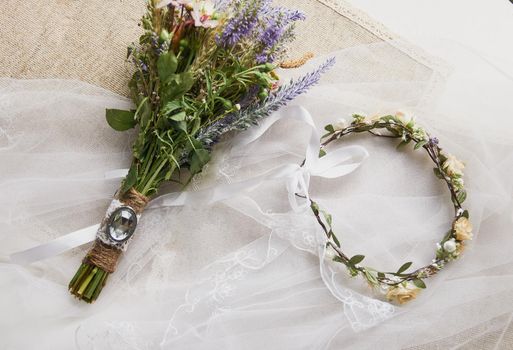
9,224,100,265
8,106,368,265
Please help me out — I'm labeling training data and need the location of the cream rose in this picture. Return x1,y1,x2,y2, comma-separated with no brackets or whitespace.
454,217,473,241
386,283,420,304
443,154,465,177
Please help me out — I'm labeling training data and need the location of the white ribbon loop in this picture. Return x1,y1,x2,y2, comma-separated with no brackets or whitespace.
286,167,311,212
310,145,369,178
9,224,99,265
8,106,369,264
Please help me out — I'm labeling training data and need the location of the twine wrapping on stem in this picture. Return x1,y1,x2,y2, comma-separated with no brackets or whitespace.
85,188,149,273
83,241,123,274
69,188,149,302
119,187,150,215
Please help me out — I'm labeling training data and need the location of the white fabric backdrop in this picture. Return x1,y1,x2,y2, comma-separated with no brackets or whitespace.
1,39,513,349
348,0,513,77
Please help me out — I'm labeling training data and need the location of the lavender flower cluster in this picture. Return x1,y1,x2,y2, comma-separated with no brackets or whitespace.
198,57,336,149
216,0,264,47
255,8,305,63
216,0,305,63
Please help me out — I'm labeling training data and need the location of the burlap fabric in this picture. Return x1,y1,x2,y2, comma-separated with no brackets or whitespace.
1,0,507,349
0,0,434,97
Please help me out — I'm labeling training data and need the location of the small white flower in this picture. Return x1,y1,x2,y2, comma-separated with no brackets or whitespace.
333,118,348,131
395,110,414,125
364,115,382,125
412,126,428,142
235,103,241,111
191,0,219,28
443,239,457,253
324,249,336,260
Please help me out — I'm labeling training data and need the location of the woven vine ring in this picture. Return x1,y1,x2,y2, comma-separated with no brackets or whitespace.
309,113,472,304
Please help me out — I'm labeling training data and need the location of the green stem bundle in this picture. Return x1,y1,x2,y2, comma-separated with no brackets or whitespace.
69,263,109,303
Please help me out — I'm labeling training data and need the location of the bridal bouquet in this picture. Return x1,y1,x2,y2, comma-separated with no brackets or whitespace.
68,0,334,302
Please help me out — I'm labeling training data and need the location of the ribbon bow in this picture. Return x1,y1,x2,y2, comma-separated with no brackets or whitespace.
9,106,368,265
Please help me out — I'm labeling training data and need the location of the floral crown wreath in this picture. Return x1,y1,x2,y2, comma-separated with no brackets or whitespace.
310,113,472,304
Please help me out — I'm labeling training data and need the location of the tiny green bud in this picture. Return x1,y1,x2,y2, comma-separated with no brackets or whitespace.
258,89,269,100
160,29,170,42
260,63,275,72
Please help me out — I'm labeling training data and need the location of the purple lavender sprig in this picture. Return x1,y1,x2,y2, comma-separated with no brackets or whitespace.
197,57,336,149
217,0,271,48
255,7,305,63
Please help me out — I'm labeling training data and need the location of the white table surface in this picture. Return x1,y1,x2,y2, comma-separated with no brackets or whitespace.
348,0,513,76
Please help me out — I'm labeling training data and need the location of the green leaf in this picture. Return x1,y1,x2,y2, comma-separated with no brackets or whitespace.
169,111,186,121
310,202,320,215
433,167,445,180
333,255,344,263
457,190,467,204
161,72,195,103
170,120,187,132
332,234,341,248
120,166,137,193
364,269,379,285
385,126,401,137
157,51,178,82
321,211,332,226
324,124,335,134
414,140,428,150
349,255,365,265
396,139,410,149
161,100,182,116
136,98,152,129
106,109,136,131
413,278,426,289
461,210,469,219
397,261,413,274
319,149,327,158
189,149,211,175
442,229,453,243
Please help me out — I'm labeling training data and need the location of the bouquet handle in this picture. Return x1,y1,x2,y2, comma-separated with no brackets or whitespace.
69,188,149,303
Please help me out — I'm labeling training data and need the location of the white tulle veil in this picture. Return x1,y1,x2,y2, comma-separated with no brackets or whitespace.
1,40,512,349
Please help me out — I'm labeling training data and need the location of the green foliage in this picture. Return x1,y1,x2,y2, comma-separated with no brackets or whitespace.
106,109,136,131
121,166,138,194
413,278,426,289
157,51,178,82
349,255,365,265
397,262,413,274
456,190,467,204
433,167,445,179
160,72,194,103
108,2,280,197
189,148,211,175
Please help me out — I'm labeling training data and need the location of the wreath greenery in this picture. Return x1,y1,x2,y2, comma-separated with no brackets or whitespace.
310,113,472,304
